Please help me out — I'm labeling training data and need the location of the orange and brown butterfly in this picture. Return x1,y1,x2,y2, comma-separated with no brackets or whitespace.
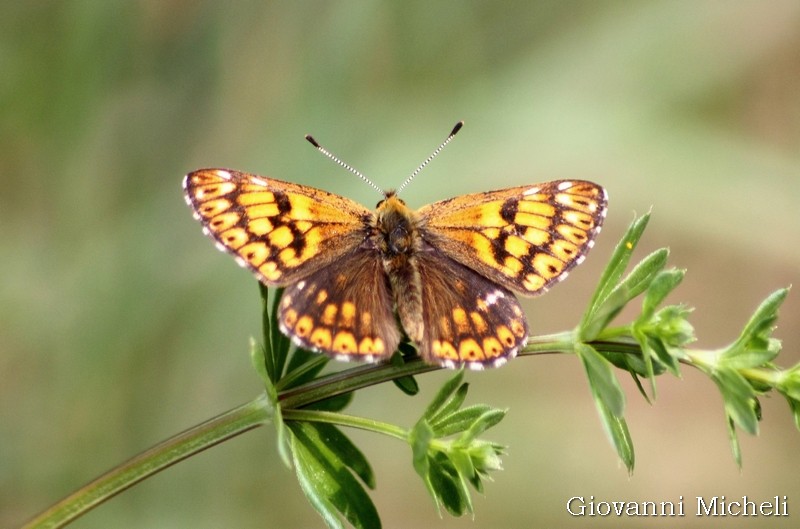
183,122,607,369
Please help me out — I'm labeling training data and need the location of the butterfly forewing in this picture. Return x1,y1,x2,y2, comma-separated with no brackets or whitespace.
183,169,372,285
418,180,607,296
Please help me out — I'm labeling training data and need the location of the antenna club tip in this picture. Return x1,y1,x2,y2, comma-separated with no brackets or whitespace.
305,134,321,148
451,121,464,135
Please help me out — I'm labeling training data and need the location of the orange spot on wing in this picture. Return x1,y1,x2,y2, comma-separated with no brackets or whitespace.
333,332,357,353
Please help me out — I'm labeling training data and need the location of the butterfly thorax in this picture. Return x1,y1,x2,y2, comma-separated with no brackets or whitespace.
373,193,425,342
375,193,421,256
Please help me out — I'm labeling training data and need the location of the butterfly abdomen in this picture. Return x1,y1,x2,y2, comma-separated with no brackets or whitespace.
374,195,425,343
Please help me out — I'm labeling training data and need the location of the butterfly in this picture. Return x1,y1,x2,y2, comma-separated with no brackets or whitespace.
183,123,607,369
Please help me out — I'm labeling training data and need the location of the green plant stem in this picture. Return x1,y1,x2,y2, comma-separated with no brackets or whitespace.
21,395,272,529
740,367,782,385
282,409,464,454
523,332,642,357
284,409,408,441
279,356,439,409
523,332,576,353
279,337,648,410
21,336,645,529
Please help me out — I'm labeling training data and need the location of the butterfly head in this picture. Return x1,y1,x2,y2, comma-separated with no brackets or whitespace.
376,188,403,206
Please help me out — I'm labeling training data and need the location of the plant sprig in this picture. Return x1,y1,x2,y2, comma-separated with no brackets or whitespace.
21,213,798,529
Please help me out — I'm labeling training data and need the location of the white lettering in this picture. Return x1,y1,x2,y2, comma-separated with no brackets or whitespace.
568,495,786,518
660,500,676,516
595,501,611,516
568,496,690,517
697,496,718,516
566,496,584,516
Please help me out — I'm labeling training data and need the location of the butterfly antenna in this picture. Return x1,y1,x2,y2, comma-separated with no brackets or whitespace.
396,120,464,195
305,134,383,195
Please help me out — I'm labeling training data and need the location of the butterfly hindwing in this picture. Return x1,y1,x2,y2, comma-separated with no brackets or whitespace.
183,168,372,285
277,249,400,362
412,246,529,368
418,180,607,296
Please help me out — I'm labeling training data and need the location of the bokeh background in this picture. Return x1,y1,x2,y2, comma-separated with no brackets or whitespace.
3,2,799,528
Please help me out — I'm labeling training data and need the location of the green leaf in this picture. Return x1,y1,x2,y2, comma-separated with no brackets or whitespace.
616,248,670,304
278,353,329,391
651,305,695,353
630,301,693,400
284,346,321,376
576,342,626,418
289,422,381,529
250,337,291,467
310,422,375,488
737,288,788,346
592,249,671,340
270,287,291,379
259,283,276,381
257,284,292,384
456,408,506,445
582,251,672,342
303,392,354,412
409,420,450,515
580,287,630,342
430,404,493,437
428,452,470,516
429,383,470,426
711,368,760,435
466,441,505,479
629,326,659,399
726,416,743,469
644,333,681,376
587,212,651,312
423,370,465,421
408,372,506,518
389,350,420,395
778,362,800,402
723,349,782,371
723,288,787,367
576,342,633,469
250,337,272,394
603,344,654,377
291,450,344,529
595,397,635,473
448,448,478,492
627,369,651,403
786,395,800,431
640,269,684,320
701,289,790,450
410,419,434,485
580,212,651,337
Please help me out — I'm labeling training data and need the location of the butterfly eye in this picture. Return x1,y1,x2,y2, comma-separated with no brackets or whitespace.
376,199,386,208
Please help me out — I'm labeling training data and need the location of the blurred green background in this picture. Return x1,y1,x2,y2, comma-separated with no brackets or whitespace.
3,2,799,528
